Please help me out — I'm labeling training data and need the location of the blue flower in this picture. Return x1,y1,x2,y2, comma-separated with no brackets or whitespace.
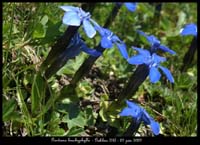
60,5,98,38
124,3,137,12
117,2,137,12
180,23,197,37
60,32,101,59
92,21,128,59
137,30,176,55
120,100,160,135
127,47,174,83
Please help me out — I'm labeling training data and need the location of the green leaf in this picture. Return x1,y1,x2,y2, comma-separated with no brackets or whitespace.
59,103,86,130
99,94,109,122
176,11,186,28
57,54,86,76
57,102,80,119
40,21,62,44
3,98,16,121
32,23,46,39
84,106,98,126
66,112,86,129
4,111,22,122
77,80,94,99
68,103,80,119
16,86,32,125
51,128,66,136
160,16,171,31
23,73,34,86
3,74,11,89
31,74,46,115
65,127,85,136
13,24,19,34
40,15,48,26
126,36,134,42
175,73,195,90
59,85,79,102
40,89,57,117
3,23,10,38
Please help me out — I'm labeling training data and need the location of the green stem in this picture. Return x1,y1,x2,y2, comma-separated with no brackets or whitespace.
181,37,197,72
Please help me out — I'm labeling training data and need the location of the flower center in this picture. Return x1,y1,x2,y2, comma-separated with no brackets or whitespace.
146,55,158,68
105,30,113,40
78,8,91,20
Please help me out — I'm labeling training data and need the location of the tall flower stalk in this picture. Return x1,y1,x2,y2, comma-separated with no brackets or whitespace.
180,23,197,71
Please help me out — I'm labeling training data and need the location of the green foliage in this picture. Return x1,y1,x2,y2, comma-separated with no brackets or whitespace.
3,98,17,121
31,74,46,115
2,2,197,137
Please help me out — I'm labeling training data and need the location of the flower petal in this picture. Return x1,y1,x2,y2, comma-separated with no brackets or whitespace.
60,5,79,12
124,3,137,12
111,35,121,43
124,100,143,118
101,37,113,48
119,108,134,117
126,100,138,109
62,45,81,59
137,30,161,47
159,66,174,83
150,120,160,135
152,53,166,64
137,30,149,38
127,55,146,65
141,109,152,125
62,32,83,58
62,12,81,26
132,47,151,57
149,67,161,83
83,19,96,38
90,19,104,35
147,35,160,46
103,28,113,37
180,23,197,36
81,45,102,57
116,43,129,59
159,45,176,55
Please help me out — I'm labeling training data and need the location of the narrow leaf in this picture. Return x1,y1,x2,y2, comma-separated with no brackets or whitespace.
31,74,46,115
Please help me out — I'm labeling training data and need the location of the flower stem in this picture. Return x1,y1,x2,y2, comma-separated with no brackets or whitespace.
181,37,197,72
40,26,79,72
153,3,162,27
123,119,141,136
104,4,122,28
70,44,104,86
117,64,149,101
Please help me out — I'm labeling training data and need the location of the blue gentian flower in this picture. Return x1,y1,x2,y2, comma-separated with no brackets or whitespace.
117,2,137,12
137,30,176,55
60,32,101,59
180,23,197,37
127,47,174,83
120,100,160,135
60,5,98,38
124,3,137,12
91,21,128,59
